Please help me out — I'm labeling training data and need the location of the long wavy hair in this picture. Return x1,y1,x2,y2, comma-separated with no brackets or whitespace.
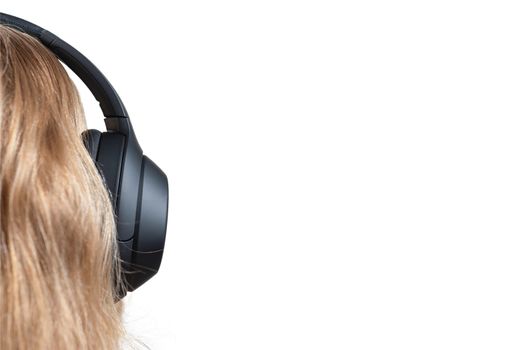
0,25,124,349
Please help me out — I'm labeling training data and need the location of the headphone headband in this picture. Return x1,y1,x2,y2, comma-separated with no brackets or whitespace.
0,12,128,118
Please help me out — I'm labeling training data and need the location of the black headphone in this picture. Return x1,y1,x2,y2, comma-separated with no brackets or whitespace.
0,13,169,299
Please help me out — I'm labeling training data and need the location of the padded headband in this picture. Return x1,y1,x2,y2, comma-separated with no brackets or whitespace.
0,12,128,118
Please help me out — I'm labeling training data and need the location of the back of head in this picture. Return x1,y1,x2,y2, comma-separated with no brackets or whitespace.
0,25,123,349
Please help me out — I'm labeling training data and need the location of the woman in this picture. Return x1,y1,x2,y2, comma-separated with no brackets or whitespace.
0,25,124,348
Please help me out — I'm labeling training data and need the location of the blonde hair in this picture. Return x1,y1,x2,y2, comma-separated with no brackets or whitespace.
0,25,124,348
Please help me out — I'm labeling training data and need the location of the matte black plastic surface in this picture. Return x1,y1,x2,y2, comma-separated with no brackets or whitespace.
105,118,143,241
126,156,169,290
96,133,126,212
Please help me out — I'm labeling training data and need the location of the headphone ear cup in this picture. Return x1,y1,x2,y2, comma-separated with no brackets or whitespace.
82,125,169,296
125,155,169,290
81,129,102,160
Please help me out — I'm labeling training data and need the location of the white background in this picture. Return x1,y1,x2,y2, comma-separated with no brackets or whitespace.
4,1,524,349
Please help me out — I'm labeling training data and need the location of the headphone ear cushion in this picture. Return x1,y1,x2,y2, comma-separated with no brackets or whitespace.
81,129,102,160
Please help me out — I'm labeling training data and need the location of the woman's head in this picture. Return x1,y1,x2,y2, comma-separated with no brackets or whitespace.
0,25,123,349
